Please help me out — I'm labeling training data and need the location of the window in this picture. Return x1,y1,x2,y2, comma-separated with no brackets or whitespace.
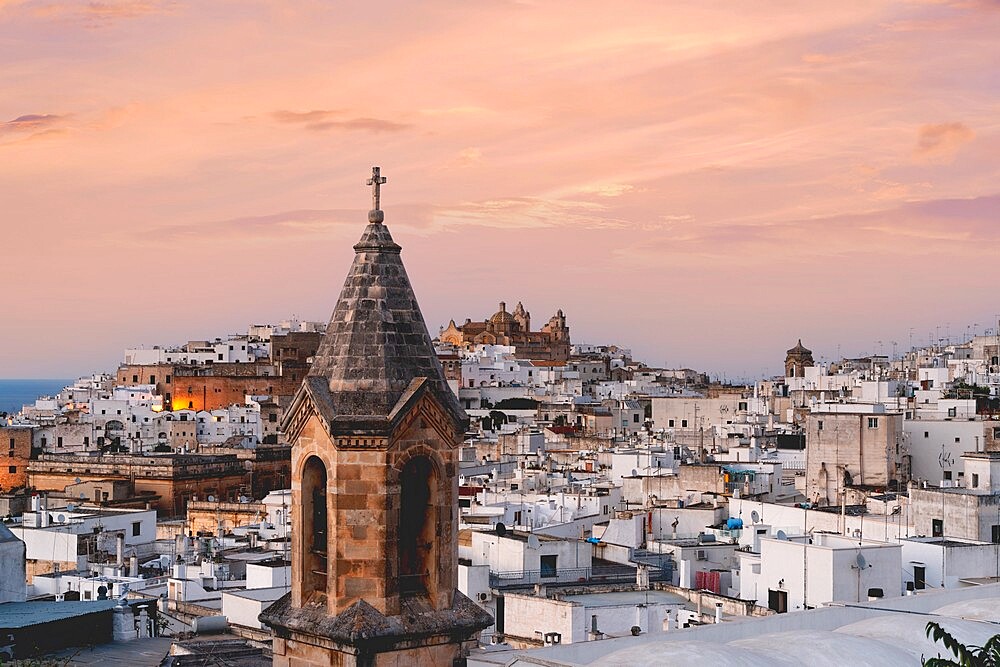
955,437,961,443
738,402,748,411
149,376,156,384
948,407,957,418
818,421,824,431
7,438,12,448
132,375,139,383
868,418,879,429
83,437,89,446
924,432,929,438
633,414,639,423
914,565,926,590
540,555,558,579
7,466,15,474
57,437,63,447
932,519,944,537
668,420,675,427
165,375,171,384
972,474,979,488
943,471,952,481
268,413,277,423
681,420,688,428
132,522,141,537
992,525,1000,545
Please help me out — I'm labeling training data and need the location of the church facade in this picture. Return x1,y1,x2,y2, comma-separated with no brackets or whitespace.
260,168,491,666
439,301,570,361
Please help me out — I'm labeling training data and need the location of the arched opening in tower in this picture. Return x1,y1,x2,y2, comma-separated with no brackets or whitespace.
399,455,436,597
302,456,328,594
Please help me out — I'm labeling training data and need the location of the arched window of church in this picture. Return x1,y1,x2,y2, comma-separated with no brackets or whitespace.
302,456,328,593
399,456,436,596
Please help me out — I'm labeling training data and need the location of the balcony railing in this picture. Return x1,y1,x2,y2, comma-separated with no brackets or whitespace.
488,564,667,589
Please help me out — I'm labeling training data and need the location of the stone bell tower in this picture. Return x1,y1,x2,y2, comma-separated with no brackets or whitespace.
261,167,491,666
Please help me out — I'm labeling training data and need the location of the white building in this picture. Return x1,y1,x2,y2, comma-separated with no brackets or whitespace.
470,530,592,586
739,533,901,612
0,524,26,602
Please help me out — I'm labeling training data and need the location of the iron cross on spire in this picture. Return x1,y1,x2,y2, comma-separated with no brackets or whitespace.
367,166,387,212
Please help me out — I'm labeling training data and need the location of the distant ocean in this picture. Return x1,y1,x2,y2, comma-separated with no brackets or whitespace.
0,379,72,415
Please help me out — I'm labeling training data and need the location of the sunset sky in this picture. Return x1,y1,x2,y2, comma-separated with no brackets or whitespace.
1,1,998,379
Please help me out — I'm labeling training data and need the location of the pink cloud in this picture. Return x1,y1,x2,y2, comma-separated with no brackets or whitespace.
913,122,975,163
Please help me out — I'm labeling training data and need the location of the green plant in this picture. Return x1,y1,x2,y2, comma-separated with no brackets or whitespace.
923,621,1000,666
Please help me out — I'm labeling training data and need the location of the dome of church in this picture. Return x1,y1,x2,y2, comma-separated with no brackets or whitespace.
490,302,514,325
787,339,811,355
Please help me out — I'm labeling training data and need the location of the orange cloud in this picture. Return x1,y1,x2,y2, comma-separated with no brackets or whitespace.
270,110,408,133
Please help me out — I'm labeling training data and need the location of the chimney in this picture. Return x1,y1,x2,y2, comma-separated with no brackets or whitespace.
117,533,125,569
587,614,604,641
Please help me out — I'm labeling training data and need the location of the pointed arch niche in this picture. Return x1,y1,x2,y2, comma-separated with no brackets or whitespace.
397,454,440,602
301,455,328,597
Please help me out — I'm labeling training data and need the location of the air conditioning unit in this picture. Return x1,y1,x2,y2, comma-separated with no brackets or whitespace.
477,592,489,602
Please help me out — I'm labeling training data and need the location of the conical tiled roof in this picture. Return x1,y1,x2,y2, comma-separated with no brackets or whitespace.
306,217,465,426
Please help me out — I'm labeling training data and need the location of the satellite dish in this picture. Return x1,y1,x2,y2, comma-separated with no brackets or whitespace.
56,514,65,522
776,530,788,541
75,477,82,484
239,496,248,503
207,495,216,502
495,522,507,537
751,510,760,524
856,553,869,569
527,534,541,550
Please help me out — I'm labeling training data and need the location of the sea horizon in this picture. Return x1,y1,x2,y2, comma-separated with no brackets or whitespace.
0,378,74,415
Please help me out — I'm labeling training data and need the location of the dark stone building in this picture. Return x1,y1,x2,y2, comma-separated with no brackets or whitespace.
785,339,815,378
261,169,491,665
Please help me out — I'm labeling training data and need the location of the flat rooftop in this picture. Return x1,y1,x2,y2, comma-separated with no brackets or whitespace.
562,590,686,607
0,600,117,629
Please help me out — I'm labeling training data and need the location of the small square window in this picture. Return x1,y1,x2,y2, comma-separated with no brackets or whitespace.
867,418,879,429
